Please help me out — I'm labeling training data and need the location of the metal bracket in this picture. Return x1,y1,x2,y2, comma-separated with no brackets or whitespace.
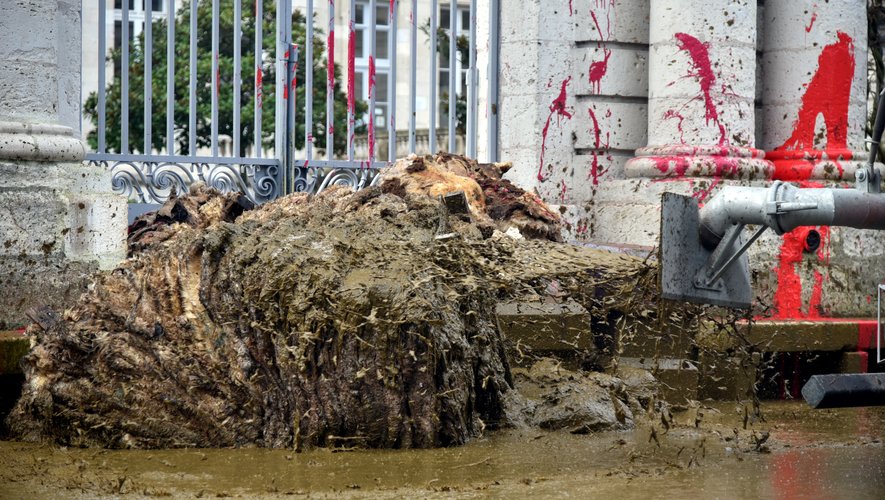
660,193,753,309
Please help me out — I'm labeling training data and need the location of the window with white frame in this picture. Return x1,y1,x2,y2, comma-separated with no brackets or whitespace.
438,5,470,129
354,1,390,130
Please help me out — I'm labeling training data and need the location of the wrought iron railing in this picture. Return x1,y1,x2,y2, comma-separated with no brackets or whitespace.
86,0,499,204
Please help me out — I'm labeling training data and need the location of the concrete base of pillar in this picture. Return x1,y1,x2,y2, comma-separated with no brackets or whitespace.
0,161,126,327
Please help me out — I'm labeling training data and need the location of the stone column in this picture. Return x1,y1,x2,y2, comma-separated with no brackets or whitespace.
625,0,771,190
753,0,883,318
0,0,126,327
761,0,867,181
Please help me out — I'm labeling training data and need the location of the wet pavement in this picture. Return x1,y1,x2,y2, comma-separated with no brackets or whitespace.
0,401,882,498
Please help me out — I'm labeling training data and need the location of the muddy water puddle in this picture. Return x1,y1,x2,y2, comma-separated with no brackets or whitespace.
1,401,882,499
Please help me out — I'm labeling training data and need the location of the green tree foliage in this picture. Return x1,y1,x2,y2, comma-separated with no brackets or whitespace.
84,0,366,157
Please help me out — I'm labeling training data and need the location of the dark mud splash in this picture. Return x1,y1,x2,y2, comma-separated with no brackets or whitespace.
7,155,675,450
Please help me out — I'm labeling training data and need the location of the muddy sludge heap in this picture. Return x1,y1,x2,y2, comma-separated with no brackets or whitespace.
7,154,674,449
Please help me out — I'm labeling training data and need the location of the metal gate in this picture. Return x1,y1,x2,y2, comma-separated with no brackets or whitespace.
86,0,500,205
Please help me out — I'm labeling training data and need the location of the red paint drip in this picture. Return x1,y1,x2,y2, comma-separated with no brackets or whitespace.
283,49,290,99
587,106,610,185
216,53,221,96
663,109,686,144
805,11,818,33
588,50,611,94
569,0,574,16
368,55,376,160
771,180,831,319
347,21,356,148
776,32,854,154
772,225,831,319
674,32,728,146
255,65,263,109
538,77,573,182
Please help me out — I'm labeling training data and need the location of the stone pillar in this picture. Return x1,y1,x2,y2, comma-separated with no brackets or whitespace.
498,0,652,240
0,0,126,327
625,0,771,190
753,0,884,318
761,0,868,181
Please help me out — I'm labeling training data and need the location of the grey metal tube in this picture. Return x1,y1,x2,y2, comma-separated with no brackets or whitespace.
166,0,175,154
144,0,153,154
98,0,106,153
700,183,885,249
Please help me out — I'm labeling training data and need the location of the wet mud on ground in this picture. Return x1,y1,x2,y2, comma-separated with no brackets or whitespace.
1,401,882,498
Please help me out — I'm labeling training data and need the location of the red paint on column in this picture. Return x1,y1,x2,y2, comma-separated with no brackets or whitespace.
568,0,574,16
673,32,728,146
771,179,831,319
587,10,611,94
663,109,686,144
776,32,855,153
588,106,610,185
805,10,818,33
588,50,611,95
538,77,573,182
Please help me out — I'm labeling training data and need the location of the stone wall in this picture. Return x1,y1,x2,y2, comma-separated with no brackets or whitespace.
0,0,126,327
499,0,885,318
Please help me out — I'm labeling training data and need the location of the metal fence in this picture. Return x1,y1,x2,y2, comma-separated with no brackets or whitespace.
86,0,500,204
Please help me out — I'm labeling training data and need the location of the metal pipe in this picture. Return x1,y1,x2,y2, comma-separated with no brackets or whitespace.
408,0,417,154
466,0,476,158
211,0,220,157
166,0,175,154
368,0,376,161
388,0,397,162
429,0,437,153
327,0,335,161
254,0,263,158
487,0,498,162
234,0,242,157
98,0,107,153
448,0,457,152
122,3,130,154
699,182,885,249
189,0,197,156
347,0,355,161
305,0,314,161
144,0,153,154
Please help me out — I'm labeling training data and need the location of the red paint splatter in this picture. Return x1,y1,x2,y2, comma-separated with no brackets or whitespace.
283,49,290,99
255,65,263,109
588,106,610,185
588,50,611,94
772,225,831,319
390,0,396,14
587,10,612,94
663,109,686,144
673,32,728,146
348,20,356,150
368,55,376,160
771,180,831,319
805,10,818,33
568,0,574,16
770,32,855,180
538,77,573,182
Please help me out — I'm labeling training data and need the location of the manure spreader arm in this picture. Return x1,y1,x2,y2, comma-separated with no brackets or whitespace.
659,89,885,408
